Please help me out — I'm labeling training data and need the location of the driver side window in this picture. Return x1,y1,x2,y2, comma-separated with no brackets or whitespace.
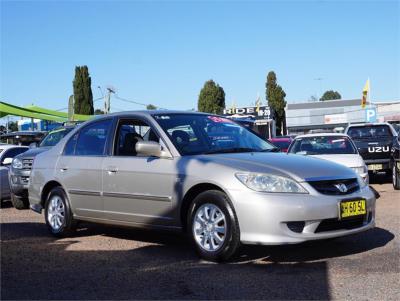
114,119,160,156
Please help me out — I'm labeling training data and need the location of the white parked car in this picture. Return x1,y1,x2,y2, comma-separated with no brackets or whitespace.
288,133,368,183
0,144,29,202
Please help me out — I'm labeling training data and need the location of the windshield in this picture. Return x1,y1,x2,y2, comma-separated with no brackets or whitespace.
271,140,291,150
40,128,73,147
289,136,357,155
153,114,275,155
347,125,393,139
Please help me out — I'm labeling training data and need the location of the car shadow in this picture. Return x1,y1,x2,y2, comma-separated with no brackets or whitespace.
1,222,395,300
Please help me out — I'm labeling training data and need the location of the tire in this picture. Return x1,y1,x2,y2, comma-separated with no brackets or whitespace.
393,164,400,190
187,190,240,262
44,186,76,237
11,194,29,210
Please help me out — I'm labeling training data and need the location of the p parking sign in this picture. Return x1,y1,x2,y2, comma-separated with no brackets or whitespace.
365,108,377,123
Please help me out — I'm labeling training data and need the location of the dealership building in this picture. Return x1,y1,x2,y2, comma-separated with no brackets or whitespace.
286,99,400,135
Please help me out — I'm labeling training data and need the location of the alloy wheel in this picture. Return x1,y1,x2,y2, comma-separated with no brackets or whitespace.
192,203,226,252
47,196,65,230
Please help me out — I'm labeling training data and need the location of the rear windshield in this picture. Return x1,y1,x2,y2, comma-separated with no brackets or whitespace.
347,125,393,139
289,136,357,155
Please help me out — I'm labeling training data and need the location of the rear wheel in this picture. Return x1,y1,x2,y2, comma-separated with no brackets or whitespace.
188,190,240,262
393,164,400,190
11,194,29,210
45,187,75,236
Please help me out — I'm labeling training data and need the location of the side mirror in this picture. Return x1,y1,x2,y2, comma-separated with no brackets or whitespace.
2,158,12,165
29,142,38,148
135,141,172,158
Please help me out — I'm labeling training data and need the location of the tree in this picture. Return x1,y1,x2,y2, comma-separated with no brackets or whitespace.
198,80,225,114
94,109,104,115
73,66,94,115
266,71,287,136
146,104,157,110
7,121,18,132
320,90,341,101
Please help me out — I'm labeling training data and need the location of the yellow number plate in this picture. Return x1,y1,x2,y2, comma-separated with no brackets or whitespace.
340,200,366,219
368,164,382,171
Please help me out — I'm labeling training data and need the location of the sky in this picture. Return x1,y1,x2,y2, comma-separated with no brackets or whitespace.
1,0,399,115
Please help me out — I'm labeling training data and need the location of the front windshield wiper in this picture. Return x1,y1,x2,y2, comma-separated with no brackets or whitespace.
204,147,258,154
259,147,280,152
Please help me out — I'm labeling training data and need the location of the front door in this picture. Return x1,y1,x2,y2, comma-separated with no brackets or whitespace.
102,118,176,226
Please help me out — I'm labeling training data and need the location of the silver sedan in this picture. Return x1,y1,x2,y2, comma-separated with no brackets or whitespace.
28,111,375,261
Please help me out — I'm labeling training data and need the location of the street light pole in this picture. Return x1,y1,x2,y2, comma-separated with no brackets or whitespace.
314,77,323,100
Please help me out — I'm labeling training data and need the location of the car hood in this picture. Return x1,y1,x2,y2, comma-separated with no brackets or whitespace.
16,146,51,159
195,152,356,182
308,154,365,168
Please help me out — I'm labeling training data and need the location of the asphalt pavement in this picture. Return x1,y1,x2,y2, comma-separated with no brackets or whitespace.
1,176,399,300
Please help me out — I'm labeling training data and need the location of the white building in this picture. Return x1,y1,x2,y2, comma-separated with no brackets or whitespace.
286,99,400,135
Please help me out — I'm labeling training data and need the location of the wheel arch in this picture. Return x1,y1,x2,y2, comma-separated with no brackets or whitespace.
41,180,63,207
180,183,227,231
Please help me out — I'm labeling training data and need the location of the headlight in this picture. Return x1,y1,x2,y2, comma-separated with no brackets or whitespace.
235,173,308,194
351,166,367,176
357,175,368,189
12,158,23,169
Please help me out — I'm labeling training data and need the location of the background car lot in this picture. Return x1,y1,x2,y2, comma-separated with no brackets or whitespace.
1,176,398,300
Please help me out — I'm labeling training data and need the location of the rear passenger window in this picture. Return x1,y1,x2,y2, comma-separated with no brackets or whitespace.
75,119,112,156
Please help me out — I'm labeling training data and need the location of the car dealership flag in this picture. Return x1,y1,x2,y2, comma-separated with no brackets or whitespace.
361,79,370,108
255,93,261,112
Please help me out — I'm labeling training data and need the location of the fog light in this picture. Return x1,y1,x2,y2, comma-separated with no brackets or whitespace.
287,221,305,233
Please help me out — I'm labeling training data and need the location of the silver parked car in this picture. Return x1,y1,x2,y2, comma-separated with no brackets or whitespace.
29,112,376,261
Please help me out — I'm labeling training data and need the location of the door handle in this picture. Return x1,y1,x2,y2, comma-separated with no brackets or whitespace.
60,167,68,172
106,166,118,174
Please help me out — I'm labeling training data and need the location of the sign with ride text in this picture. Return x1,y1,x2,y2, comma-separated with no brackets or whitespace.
223,106,271,119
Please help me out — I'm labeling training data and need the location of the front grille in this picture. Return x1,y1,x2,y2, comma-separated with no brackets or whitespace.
21,176,30,185
315,216,365,233
22,159,33,170
308,178,359,195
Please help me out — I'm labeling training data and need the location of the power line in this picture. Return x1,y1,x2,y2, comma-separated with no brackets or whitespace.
55,96,104,112
113,94,167,110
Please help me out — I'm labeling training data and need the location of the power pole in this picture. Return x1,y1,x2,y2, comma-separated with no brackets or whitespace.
68,95,74,122
104,87,115,114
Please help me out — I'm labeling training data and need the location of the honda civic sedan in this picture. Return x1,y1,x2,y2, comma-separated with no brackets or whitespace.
28,111,376,261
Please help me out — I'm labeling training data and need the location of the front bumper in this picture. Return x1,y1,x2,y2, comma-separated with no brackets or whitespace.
228,185,375,245
9,169,31,196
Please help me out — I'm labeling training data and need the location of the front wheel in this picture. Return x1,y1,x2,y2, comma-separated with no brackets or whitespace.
188,190,240,262
393,164,400,190
45,187,75,237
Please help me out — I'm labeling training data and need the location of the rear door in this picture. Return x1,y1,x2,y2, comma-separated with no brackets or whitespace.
55,118,113,218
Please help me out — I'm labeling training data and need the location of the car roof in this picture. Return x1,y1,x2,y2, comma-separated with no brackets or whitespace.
0,144,29,150
95,110,213,119
270,137,292,141
346,122,393,127
0,131,47,138
295,133,350,139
